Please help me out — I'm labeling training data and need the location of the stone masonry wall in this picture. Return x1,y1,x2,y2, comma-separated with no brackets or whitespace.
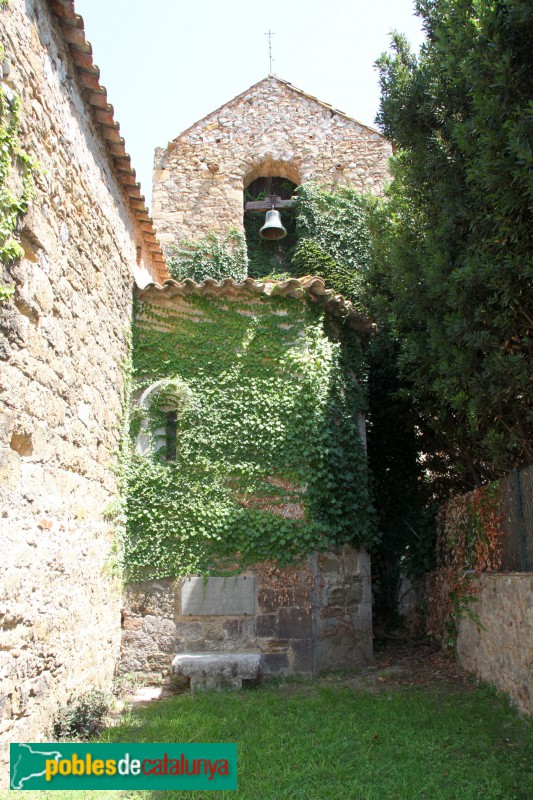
120,547,372,687
153,75,392,250
456,573,532,716
0,0,148,776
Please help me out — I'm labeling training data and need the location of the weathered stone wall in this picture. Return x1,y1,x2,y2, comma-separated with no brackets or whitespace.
153,75,392,249
456,573,532,715
316,549,372,670
0,0,150,776
120,547,372,685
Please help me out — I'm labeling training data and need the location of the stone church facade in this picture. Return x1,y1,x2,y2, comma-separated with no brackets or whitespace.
153,74,391,249
118,78,392,690
0,0,390,779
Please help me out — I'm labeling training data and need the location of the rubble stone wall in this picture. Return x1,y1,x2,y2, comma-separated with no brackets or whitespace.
153,76,392,249
456,573,532,715
120,547,372,685
0,0,144,773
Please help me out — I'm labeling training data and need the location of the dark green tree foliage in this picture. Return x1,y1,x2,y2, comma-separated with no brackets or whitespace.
365,330,437,621
373,0,533,482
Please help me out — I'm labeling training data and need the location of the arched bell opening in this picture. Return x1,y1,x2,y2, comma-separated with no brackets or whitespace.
243,175,298,280
244,160,301,188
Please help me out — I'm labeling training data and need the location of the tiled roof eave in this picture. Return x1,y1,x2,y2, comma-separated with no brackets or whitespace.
46,0,169,283
137,275,374,335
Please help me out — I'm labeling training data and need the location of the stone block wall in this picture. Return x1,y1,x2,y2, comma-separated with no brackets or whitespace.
153,75,392,249
316,549,372,670
456,573,532,715
0,0,154,776
120,547,372,684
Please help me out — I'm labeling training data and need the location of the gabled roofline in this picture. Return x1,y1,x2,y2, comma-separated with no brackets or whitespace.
171,74,384,145
46,0,170,283
274,76,383,135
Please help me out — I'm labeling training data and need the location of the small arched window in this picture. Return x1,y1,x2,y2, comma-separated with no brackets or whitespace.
165,410,177,461
135,378,193,461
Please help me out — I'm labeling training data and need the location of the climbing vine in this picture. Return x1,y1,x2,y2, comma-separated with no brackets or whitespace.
243,178,297,279
292,184,371,300
166,229,247,283
0,45,36,295
118,182,380,580
436,483,505,574
426,481,505,647
122,291,374,580
165,183,372,288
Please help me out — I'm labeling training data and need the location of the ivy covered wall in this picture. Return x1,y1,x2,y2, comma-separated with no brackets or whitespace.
121,284,375,580
0,42,35,298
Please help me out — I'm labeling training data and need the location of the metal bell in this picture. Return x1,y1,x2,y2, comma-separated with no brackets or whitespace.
259,209,287,240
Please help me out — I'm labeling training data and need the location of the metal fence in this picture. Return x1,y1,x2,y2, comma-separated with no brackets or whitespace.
499,463,533,571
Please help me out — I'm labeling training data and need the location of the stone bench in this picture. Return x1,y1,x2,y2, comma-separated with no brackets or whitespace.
172,652,262,691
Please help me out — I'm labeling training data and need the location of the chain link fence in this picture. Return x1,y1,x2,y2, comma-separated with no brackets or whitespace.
499,463,533,571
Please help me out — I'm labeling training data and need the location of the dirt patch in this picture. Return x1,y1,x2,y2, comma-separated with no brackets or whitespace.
319,639,476,693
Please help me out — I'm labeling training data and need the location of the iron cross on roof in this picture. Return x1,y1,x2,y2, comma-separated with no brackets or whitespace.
264,30,275,74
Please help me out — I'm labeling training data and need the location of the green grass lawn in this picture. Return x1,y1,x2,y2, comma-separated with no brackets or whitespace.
4,681,532,800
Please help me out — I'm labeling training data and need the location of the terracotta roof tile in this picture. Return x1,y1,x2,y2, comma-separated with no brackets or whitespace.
46,0,169,283
138,275,374,334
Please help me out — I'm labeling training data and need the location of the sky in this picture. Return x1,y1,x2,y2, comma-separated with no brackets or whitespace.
74,0,426,209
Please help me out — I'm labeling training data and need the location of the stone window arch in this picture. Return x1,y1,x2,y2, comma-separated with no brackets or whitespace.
135,377,193,460
243,159,301,190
